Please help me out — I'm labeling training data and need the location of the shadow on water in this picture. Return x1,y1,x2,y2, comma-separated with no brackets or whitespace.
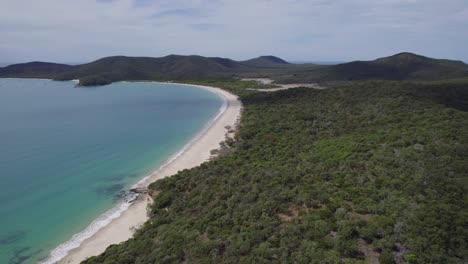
0,230,26,246
8,247,44,264
9,247,30,264
1,231,40,264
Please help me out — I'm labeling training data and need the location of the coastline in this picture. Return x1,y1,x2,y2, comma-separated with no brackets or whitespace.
50,82,242,264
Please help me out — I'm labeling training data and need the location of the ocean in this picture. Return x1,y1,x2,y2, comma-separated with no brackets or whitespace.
0,79,223,264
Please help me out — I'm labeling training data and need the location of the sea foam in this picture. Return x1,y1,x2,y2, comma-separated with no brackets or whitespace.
40,194,136,264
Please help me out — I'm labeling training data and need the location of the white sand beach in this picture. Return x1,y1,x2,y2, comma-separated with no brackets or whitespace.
57,83,242,264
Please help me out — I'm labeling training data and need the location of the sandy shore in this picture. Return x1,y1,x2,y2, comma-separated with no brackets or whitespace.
57,83,242,264
241,78,324,91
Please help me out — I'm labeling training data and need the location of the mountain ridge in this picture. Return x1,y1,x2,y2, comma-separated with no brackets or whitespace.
0,61,73,78
275,52,468,83
1,52,468,86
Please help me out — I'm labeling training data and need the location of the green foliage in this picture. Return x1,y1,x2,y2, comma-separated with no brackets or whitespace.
3,53,467,86
241,56,290,67
274,52,468,83
406,253,417,263
0,61,72,78
311,137,355,166
78,74,113,86
84,80,468,263
53,55,311,86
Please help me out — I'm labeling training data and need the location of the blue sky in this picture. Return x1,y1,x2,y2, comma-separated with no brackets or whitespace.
1,0,467,64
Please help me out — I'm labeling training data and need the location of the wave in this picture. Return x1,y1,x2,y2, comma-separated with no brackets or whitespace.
39,193,137,264
40,83,228,264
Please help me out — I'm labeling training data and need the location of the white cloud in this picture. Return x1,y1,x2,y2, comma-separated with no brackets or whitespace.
0,0,467,63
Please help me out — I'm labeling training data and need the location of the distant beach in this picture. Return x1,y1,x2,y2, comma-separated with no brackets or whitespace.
53,83,242,264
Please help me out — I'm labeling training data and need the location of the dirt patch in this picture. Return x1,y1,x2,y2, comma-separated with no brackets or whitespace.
358,239,381,264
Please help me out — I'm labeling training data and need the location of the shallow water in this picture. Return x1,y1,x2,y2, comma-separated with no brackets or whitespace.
0,79,222,264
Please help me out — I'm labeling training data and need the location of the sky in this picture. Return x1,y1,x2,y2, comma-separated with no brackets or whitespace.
1,0,468,64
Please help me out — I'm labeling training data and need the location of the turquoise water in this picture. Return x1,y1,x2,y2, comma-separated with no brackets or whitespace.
0,79,223,264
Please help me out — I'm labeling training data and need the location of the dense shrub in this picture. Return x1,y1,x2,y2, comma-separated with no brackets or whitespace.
85,80,468,264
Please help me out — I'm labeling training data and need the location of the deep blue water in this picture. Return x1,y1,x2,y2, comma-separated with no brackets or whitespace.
0,79,222,264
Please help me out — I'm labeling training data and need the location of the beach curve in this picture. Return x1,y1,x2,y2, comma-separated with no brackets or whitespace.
42,82,242,264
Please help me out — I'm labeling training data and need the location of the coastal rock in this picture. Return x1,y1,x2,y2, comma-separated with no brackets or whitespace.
129,187,148,194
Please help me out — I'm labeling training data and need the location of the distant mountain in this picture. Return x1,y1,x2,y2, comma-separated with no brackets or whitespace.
0,55,295,86
2,53,467,86
337,52,468,80
0,55,276,86
241,56,290,67
276,52,468,83
0,62,72,78
52,55,253,85
291,61,345,65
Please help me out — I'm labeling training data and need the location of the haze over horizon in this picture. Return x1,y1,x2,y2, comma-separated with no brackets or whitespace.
1,0,468,64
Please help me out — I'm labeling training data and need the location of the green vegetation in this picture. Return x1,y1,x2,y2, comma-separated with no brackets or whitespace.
83,79,468,263
78,74,114,86
273,53,468,83
241,56,290,67
0,55,296,86
2,53,467,262
0,61,72,78
54,55,247,85
3,53,466,86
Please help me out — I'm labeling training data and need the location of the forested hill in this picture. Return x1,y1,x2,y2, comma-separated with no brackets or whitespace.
2,53,468,86
84,79,468,264
274,52,468,83
0,55,292,86
240,56,290,67
0,61,72,78
53,55,253,85
336,52,468,80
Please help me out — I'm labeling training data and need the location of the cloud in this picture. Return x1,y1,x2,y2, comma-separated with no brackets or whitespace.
0,0,467,63
190,23,223,31
151,8,203,18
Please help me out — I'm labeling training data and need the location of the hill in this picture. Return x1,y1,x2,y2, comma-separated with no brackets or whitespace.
52,55,252,86
241,56,290,67
274,52,468,83
0,61,72,78
0,55,294,86
83,79,468,264
2,53,468,86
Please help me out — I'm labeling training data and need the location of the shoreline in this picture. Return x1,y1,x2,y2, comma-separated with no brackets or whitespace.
44,82,242,264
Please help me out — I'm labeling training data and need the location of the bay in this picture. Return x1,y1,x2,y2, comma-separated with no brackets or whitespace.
0,79,222,264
